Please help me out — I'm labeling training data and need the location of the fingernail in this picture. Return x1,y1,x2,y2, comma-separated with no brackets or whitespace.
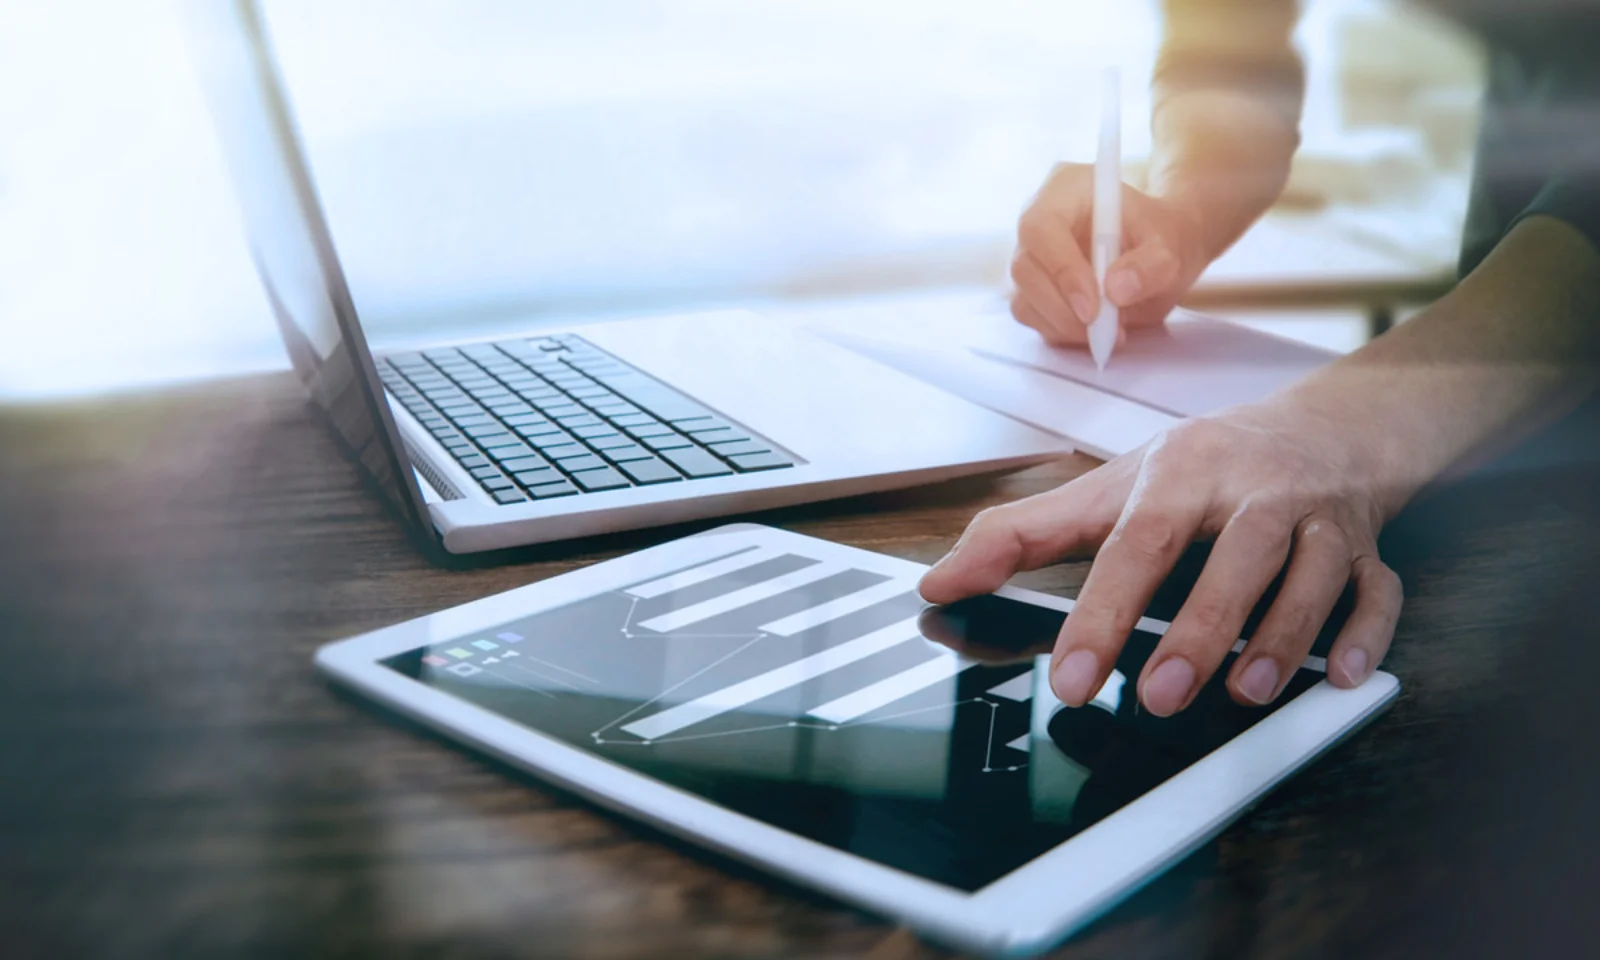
1142,657,1196,716
1052,649,1100,706
1068,293,1095,324
1340,647,1370,684
1238,657,1280,705
1107,269,1141,305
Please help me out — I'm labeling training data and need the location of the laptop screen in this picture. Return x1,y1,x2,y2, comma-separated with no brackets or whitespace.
185,0,430,536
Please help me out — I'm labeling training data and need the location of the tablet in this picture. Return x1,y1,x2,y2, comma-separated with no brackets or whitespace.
315,523,1398,955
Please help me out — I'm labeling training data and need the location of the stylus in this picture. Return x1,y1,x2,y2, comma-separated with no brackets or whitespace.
1087,66,1121,372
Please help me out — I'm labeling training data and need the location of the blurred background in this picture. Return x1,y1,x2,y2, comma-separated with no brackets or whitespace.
0,0,1483,400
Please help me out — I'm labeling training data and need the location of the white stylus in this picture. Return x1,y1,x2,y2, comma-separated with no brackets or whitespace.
1088,66,1121,372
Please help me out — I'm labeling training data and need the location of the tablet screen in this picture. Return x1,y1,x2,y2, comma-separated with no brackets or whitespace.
383,551,1321,892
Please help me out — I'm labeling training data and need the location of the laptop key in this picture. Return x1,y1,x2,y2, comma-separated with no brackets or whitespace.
528,430,578,450
458,454,489,470
555,454,607,473
642,433,694,451
512,468,560,487
569,467,632,492
469,465,501,480
599,443,654,463
514,423,563,441
461,423,509,440
540,443,589,461
491,488,527,504
556,413,603,429
624,422,674,439
608,412,655,427
660,446,735,478
673,416,731,433
568,426,617,442
594,376,712,422
498,455,550,473
683,427,748,446
502,412,548,427
586,433,634,449
482,475,515,492
617,458,682,485
486,442,535,462
453,414,494,428
526,480,579,499
707,439,771,458
729,452,795,472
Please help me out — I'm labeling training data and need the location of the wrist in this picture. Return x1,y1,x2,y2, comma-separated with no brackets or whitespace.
1148,90,1298,259
1278,370,1447,524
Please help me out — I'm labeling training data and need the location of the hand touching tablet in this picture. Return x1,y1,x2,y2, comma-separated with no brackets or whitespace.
919,394,1401,717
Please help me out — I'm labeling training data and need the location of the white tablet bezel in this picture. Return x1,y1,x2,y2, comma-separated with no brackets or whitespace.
315,523,1398,956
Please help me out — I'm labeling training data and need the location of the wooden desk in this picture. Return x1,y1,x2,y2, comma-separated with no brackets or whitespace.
3,373,1597,958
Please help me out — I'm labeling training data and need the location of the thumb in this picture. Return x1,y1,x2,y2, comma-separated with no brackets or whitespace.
919,473,1125,605
1104,238,1185,309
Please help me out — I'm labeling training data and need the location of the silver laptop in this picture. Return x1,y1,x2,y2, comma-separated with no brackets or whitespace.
187,1,1070,555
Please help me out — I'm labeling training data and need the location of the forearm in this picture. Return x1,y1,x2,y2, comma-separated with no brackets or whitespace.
1148,0,1303,261
1288,215,1600,518
1146,90,1300,261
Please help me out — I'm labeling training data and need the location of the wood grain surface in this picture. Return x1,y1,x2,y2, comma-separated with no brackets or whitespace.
2,372,1597,959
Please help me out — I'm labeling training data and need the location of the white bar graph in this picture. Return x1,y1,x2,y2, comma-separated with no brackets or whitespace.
625,546,783,599
620,617,925,740
985,672,1034,702
636,561,849,633
808,654,968,725
757,578,919,636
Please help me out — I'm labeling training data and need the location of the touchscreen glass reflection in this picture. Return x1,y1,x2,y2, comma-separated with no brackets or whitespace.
385,550,1320,891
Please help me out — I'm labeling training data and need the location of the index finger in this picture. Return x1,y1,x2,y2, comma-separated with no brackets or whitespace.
1049,475,1209,706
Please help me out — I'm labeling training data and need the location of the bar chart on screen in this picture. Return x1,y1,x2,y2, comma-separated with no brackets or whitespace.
427,536,1100,779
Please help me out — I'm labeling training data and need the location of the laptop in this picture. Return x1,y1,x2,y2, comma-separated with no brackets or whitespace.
185,0,1071,555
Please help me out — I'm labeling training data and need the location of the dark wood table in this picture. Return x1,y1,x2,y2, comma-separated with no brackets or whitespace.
3,372,1597,959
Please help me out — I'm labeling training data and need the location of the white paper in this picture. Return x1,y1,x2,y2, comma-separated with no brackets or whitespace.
796,296,1333,458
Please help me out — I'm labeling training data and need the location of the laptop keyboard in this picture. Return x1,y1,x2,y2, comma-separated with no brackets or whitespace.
375,334,796,504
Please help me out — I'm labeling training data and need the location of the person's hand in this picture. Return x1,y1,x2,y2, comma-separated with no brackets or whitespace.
1009,163,1212,347
918,397,1404,716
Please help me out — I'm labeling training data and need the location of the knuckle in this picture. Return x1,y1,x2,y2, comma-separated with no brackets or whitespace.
967,504,1012,539
1232,495,1293,535
1017,208,1052,249
1008,295,1030,323
1112,511,1180,563
1045,161,1088,188
1373,561,1404,605
1297,517,1353,560
1007,253,1028,285
1156,418,1229,461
